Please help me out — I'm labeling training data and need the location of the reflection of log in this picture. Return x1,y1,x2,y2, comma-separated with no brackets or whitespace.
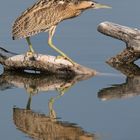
98,63,140,100
13,108,95,140
98,22,140,64
0,71,94,94
0,47,96,75
108,63,140,77
98,77,140,100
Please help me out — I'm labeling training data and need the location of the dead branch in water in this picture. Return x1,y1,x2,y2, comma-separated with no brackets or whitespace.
98,21,140,65
0,47,96,76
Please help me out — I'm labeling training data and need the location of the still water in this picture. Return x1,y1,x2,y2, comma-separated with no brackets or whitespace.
1,0,140,140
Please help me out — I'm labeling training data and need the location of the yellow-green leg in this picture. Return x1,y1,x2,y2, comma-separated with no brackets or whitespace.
26,94,32,110
26,37,34,53
48,26,75,65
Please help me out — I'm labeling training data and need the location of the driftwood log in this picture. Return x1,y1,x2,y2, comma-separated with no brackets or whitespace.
0,47,96,76
97,22,140,100
98,22,140,65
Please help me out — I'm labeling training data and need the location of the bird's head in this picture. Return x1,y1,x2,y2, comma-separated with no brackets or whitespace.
73,0,111,10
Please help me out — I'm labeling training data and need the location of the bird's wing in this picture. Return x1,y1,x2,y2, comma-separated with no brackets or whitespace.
12,0,66,39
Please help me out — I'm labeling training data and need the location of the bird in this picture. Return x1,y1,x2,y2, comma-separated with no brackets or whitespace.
12,0,111,64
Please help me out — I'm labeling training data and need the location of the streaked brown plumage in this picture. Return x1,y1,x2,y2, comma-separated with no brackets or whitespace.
13,0,75,39
12,0,111,64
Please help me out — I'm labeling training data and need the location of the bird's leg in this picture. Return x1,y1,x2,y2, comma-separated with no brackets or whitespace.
48,26,75,65
26,93,32,110
26,37,35,57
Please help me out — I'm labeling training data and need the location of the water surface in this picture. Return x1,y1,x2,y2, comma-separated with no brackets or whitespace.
0,0,140,140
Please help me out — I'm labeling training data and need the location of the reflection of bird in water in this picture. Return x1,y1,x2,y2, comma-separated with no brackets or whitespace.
13,107,95,140
11,74,95,139
12,0,111,64
10,71,96,140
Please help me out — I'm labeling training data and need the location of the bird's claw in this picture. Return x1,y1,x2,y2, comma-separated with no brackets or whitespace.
25,51,34,57
24,51,37,61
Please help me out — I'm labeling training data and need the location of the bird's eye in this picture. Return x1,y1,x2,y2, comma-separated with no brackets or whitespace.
91,3,94,6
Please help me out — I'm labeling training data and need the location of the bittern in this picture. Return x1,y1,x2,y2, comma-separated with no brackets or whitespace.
12,0,111,64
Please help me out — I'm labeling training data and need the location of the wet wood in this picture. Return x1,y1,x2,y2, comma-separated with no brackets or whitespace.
98,22,140,64
0,47,96,76
97,22,140,100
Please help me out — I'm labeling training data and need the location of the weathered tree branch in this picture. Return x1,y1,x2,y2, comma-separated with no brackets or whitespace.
0,47,96,76
97,22,140,100
98,22,140,64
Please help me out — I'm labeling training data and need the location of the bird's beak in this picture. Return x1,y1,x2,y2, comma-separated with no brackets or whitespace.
93,3,112,9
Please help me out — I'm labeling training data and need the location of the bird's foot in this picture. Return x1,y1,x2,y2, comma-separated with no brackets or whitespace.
55,55,76,66
24,51,38,61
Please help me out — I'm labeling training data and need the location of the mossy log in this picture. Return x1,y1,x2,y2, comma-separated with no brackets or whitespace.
0,47,96,76
98,21,140,65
